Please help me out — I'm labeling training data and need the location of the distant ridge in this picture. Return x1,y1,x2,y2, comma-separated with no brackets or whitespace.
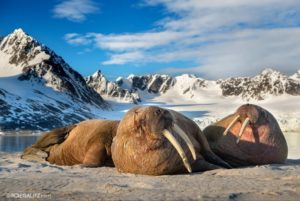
87,68,300,103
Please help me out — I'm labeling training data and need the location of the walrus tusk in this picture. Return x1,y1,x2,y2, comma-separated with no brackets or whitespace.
223,115,240,135
173,124,197,160
162,129,192,173
236,117,250,144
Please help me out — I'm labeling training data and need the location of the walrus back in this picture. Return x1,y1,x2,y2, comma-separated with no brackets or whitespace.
21,125,76,162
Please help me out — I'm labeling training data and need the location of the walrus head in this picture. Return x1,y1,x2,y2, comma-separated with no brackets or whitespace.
113,106,197,174
204,104,288,166
132,106,173,140
134,106,197,172
223,104,268,143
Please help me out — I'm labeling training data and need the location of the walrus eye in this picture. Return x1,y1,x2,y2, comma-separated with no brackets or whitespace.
155,109,162,116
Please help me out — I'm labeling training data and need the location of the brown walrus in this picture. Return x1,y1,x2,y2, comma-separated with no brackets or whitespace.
21,119,119,167
111,106,231,175
203,104,288,167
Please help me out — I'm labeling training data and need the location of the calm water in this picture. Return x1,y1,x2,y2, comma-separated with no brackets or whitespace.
0,135,39,152
0,132,299,159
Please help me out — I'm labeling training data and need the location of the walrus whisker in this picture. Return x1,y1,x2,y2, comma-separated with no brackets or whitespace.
162,129,192,173
223,115,240,135
236,117,250,144
173,124,197,160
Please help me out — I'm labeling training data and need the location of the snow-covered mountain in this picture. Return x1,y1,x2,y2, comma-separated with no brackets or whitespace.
86,72,175,103
87,73,176,102
120,74,175,94
0,29,108,131
1,28,300,132
85,70,140,104
291,70,300,80
219,69,300,100
88,69,300,103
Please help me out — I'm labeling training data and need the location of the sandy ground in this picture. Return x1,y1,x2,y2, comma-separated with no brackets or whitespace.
0,153,300,201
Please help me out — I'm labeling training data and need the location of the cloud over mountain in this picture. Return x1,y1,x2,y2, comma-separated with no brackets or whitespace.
64,0,300,78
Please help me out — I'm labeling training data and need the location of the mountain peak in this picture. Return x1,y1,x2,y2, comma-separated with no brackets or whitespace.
5,28,34,48
86,72,140,103
92,70,103,78
0,28,44,69
291,70,300,80
127,74,136,79
261,68,280,75
11,28,28,37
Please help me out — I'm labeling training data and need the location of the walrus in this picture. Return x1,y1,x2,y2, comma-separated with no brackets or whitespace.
203,104,288,167
111,106,231,175
21,119,119,167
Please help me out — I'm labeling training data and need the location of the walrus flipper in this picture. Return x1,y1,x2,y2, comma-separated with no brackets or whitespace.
35,125,77,149
192,159,223,172
21,147,48,162
194,130,232,169
202,151,232,169
21,125,77,162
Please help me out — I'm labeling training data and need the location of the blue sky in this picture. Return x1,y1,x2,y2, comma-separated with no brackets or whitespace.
1,0,300,80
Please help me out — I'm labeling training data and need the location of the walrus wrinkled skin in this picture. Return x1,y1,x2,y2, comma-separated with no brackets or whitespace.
22,120,119,167
203,104,288,167
111,106,231,175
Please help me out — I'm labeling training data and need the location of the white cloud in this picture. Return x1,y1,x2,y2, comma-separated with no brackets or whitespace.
64,0,300,78
64,31,184,51
64,33,93,45
92,31,183,51
77,48,92,55
197,28,300,78
160,28,300,78
102,51,145,65
146,0,300,33
53,0,99,22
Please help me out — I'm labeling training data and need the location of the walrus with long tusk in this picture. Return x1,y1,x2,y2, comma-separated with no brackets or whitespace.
111,106,231,175
21,120,119,167
203,104,288,167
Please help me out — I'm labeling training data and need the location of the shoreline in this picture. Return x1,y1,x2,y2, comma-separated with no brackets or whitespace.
1,153,300,200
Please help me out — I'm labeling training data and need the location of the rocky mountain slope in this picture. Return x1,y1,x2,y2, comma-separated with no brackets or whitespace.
88,69,300,103
0,29,108,131
219,69,300,100
85,70,140,103
87,72,176,103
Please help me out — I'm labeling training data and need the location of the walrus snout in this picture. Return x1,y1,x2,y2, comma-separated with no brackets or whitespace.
223,104,261,143
147,107,173,131
237,104,260,123
161,110,173,129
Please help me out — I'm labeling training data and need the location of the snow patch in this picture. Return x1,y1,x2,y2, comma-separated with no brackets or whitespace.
0,51,22,77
